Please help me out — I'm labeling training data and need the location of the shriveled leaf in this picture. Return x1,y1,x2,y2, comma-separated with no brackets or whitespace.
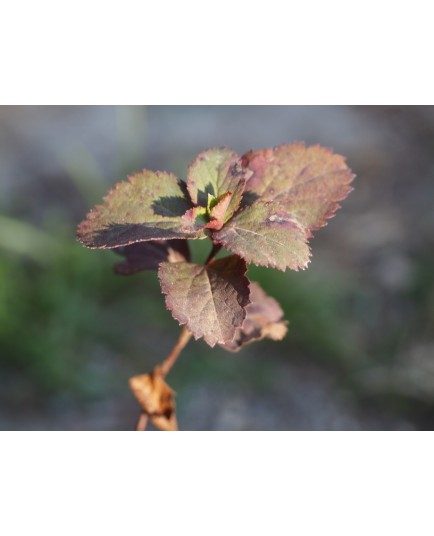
129,370,178,431
158,255,250,347
221,282,288,352
113,240,190,275
77,170,205,249
213,201,311,271
242,143,354,230
187,147,250,221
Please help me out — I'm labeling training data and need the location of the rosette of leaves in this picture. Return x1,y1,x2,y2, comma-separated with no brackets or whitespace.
77,144,354,429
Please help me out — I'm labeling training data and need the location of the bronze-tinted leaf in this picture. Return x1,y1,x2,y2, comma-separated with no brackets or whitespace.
181,192,235,232
212,143,354,271
242,143,355,230
207,192,233,230
186,147,250,221
221,282,288,352
213,201,312,271
129,370,178,431
77,170,205,249
180,206,209,232
113,240,190,275
158,255,250,347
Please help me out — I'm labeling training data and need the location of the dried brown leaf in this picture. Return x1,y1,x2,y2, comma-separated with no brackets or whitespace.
129,369,178,431
221,282,288,351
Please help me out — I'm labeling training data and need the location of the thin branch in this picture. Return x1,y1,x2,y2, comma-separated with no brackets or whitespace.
136,412,149,431
131,326,192,431
159,326,192,377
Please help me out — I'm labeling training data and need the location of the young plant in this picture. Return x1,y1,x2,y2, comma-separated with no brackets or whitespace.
77,144,354,430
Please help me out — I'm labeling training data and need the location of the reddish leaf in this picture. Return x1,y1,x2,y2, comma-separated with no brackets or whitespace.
181,192,235,232
180,206,209,232
113,240,190,275
207,192,233,230
186,147,251,222
158,255,250,347
129,370,177,431
213,201,312,271
221,282,288,352
212,143,354,271
77,170,205,249
242,143,354,230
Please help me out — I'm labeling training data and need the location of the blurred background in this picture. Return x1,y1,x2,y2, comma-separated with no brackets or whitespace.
0,105,433,430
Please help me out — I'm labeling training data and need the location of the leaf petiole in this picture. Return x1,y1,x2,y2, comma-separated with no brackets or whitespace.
205,242,222,264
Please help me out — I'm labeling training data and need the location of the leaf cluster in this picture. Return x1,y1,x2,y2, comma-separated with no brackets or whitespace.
77,144,354,350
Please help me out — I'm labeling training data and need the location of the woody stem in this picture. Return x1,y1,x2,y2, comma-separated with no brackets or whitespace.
159,326,192,377
136,413,149,432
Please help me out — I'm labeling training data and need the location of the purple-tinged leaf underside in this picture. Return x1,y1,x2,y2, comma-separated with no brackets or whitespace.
187,147,251,221
221,282,288,352
213,201,312,271
158,255,250,347
77,170,205,249
113,240,190,275
242,143,355,230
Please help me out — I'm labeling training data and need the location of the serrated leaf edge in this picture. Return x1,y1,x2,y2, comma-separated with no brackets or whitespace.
158,257,251,347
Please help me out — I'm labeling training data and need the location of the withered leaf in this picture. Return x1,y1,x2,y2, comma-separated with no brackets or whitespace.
158,255,250,347
129,370,178,431
113,240,190,275
77,170,205,249
186,147,250,222
221,282,288,352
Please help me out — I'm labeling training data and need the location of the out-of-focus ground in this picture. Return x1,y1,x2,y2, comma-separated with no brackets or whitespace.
0,105,433,430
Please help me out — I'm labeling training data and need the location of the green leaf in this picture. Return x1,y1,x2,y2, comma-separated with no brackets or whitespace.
186,147,250,222
77,170,205,249
158,255,250,347
220,282,288,352
242,143,354,230
213,201,312,271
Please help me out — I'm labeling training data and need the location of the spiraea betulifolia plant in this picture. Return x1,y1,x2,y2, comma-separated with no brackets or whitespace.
77,144,355,430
